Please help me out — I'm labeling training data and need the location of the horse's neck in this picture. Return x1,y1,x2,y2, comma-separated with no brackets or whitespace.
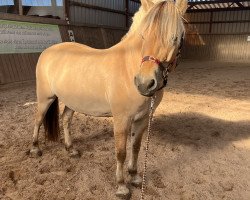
110,32,143,75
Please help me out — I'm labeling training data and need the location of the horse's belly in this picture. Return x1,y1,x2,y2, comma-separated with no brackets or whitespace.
54,85,112,117
74,103,112,117
61,96,112,117
51,68,112,117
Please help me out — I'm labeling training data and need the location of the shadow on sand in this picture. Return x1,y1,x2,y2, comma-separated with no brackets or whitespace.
152,112,250,150
70,112,250,153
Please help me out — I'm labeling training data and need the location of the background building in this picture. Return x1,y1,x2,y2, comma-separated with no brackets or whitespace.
0,0,249,84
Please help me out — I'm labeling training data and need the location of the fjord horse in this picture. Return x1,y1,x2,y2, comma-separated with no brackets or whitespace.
30,0,188,198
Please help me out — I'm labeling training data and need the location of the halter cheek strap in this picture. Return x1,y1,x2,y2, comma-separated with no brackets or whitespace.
141,55,170,76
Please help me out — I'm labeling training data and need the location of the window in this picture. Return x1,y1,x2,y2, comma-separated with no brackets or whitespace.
0,0,64,20
22,0,51,6
56,0,63,7
0,0,16,14
0,0,14,5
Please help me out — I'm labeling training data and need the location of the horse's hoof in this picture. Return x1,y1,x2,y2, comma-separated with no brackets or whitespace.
116,185,131,199
131,174,142,188
68,149,80,158
29,147,42,158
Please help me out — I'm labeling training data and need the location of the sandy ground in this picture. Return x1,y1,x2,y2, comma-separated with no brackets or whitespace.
0,60,250,200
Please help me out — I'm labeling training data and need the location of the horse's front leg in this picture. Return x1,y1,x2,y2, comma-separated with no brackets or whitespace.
128,115,148,187
113,116,132,199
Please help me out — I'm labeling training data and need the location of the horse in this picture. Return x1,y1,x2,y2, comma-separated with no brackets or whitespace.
29,0,188,198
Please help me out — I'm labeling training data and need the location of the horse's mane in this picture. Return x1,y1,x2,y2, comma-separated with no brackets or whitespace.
121,6,146,40
124,1,185,49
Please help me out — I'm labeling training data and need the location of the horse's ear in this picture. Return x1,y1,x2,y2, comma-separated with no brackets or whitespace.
175,0,188,15
141,0,154,12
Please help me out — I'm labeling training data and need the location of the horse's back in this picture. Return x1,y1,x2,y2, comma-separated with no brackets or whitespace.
36,42,113,116
38,42,97,66
36,42,102,82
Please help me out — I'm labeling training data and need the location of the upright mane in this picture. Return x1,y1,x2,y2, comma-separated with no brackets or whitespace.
127,6,147,35
126,1,185,49
122,6,146,40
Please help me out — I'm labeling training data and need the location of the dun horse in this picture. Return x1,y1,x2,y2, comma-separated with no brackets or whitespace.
30,0,188,198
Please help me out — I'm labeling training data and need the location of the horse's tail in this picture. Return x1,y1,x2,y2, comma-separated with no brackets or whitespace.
43,97,60,141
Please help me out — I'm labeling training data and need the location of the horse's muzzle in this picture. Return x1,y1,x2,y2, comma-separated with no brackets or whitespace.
134,76,159,97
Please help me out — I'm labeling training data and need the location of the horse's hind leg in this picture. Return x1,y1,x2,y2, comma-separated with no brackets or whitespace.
30,98,55,157
62,106,79,158
128,115,148,187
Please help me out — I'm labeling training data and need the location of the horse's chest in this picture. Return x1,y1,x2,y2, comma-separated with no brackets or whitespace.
133,101,151,121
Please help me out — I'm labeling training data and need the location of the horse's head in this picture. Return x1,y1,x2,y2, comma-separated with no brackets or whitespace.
134,0,187,97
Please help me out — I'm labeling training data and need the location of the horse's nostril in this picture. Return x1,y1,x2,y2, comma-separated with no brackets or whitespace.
147,79,155,90
134,76,139,86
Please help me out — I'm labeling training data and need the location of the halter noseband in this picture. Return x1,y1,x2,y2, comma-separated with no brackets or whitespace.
141,56,169,89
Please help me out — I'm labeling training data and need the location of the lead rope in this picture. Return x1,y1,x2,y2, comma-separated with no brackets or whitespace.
140,95,156,200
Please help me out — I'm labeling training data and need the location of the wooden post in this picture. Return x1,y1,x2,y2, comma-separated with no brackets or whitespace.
18,0,23,15
13,0,19,14
125,0,129,28
51,0,57,8
64,0,70,21
209,11,213,33
101,28,108,48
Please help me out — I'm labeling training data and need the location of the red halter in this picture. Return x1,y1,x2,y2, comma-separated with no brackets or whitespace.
141,56,161,65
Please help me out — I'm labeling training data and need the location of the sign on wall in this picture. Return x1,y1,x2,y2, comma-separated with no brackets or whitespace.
0,20,62,54
68,30,75,42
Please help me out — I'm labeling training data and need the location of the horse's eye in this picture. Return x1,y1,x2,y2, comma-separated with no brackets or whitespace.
171,36,178,45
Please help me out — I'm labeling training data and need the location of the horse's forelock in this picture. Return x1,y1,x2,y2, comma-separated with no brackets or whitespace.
141,1,185,48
